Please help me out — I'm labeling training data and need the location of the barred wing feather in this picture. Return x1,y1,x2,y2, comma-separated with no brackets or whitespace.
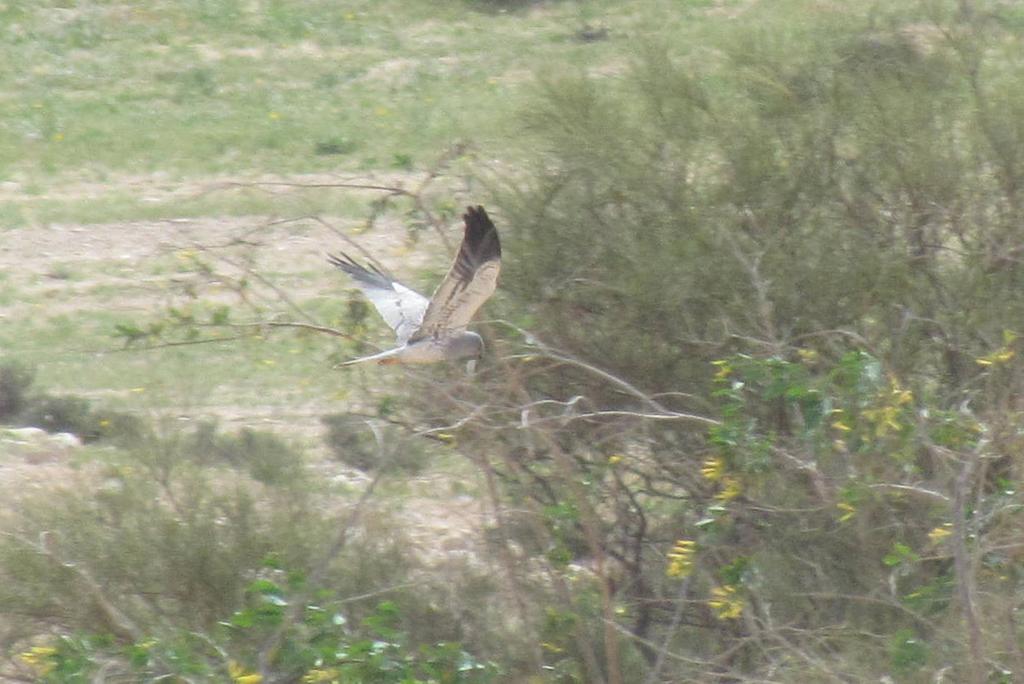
410,205,501,341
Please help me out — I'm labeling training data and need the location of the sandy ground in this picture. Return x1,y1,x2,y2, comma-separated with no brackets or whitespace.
0,171,486,558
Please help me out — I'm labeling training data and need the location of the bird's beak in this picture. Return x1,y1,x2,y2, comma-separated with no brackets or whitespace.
466,359,478,375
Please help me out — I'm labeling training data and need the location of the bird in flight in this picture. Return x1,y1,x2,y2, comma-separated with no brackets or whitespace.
328,205,501,366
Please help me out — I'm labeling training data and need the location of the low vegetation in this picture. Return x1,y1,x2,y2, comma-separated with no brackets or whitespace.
3,1,1024,683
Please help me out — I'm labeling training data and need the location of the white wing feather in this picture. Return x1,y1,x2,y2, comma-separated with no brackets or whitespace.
327,254,429,344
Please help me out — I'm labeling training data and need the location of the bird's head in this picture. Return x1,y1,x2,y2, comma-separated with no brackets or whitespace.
449,331,485,362
459,332,485,376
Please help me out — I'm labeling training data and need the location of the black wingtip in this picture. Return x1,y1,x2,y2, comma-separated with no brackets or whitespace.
327,251,357,272
328,252,390,288
462,205,501,259
463,205,491,228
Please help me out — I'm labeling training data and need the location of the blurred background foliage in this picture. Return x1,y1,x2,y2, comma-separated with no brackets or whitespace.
408,2,1024,681
2,0,1024,682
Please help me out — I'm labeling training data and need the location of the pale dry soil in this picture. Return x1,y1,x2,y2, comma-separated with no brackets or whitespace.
0,172,490,596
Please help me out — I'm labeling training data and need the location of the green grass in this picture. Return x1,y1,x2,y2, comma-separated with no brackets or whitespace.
0,183,376,227
0,0,734,189
0,0,756,427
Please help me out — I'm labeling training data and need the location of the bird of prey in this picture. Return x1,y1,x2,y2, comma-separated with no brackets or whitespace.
328,205,501,366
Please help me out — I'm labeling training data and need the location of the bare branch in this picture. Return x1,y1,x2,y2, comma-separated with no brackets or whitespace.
642,576,697,683
494,322,718,426
104,334,253,353
0,531,142,643
867,483,951,503
206,142,468,254
952,448,985,684
215,319,364,343
258,465,386,682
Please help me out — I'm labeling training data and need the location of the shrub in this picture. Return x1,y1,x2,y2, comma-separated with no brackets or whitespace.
18,393,100,439
15,392,145,444
321,412,429,474
394,2,1024,681
0,361,34,420
186,420,305,486
0,420,504,681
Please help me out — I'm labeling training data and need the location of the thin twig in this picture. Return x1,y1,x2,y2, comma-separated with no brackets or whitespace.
952,448,984,684
494,322,718,425
221,319,362,342
104,334,253,353
334,582,422,605
258,467,386,682
867,483,950,502
0,532,142,643
642,575,696,683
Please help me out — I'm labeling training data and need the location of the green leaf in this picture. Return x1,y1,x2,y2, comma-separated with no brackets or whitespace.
883,542,919,567
248,578,282,595
889,629,928,673
719,557,751,585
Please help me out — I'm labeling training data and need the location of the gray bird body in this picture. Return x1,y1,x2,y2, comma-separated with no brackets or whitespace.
329,206,500,366
335,331,484,366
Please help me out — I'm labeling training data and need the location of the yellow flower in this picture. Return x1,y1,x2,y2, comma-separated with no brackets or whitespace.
797,348,819,364
303,668,340,683
21,645,57,660
928,524,952,544
701,456,725,482
863,405,901,437
716,476,742,503
268,111,281,120
608,454,624,465
886,379,913,406
19,646,57,675
229,661,263,683
977,332,1018,366
711,359,731,380
831,418,851,432
836,501,856,522
708,585,744,620
858,380,913,436
666,539,696,578
977,349,1015,366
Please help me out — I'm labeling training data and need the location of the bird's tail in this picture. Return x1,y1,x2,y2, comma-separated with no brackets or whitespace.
335,347,404,367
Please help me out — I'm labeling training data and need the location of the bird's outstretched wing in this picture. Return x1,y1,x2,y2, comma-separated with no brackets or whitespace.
410,205,501,342
327,253,430,344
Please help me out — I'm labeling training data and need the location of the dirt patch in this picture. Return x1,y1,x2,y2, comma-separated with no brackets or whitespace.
0,171,484,567
192,40,357,63
0,169,456,314
0,170,436,206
